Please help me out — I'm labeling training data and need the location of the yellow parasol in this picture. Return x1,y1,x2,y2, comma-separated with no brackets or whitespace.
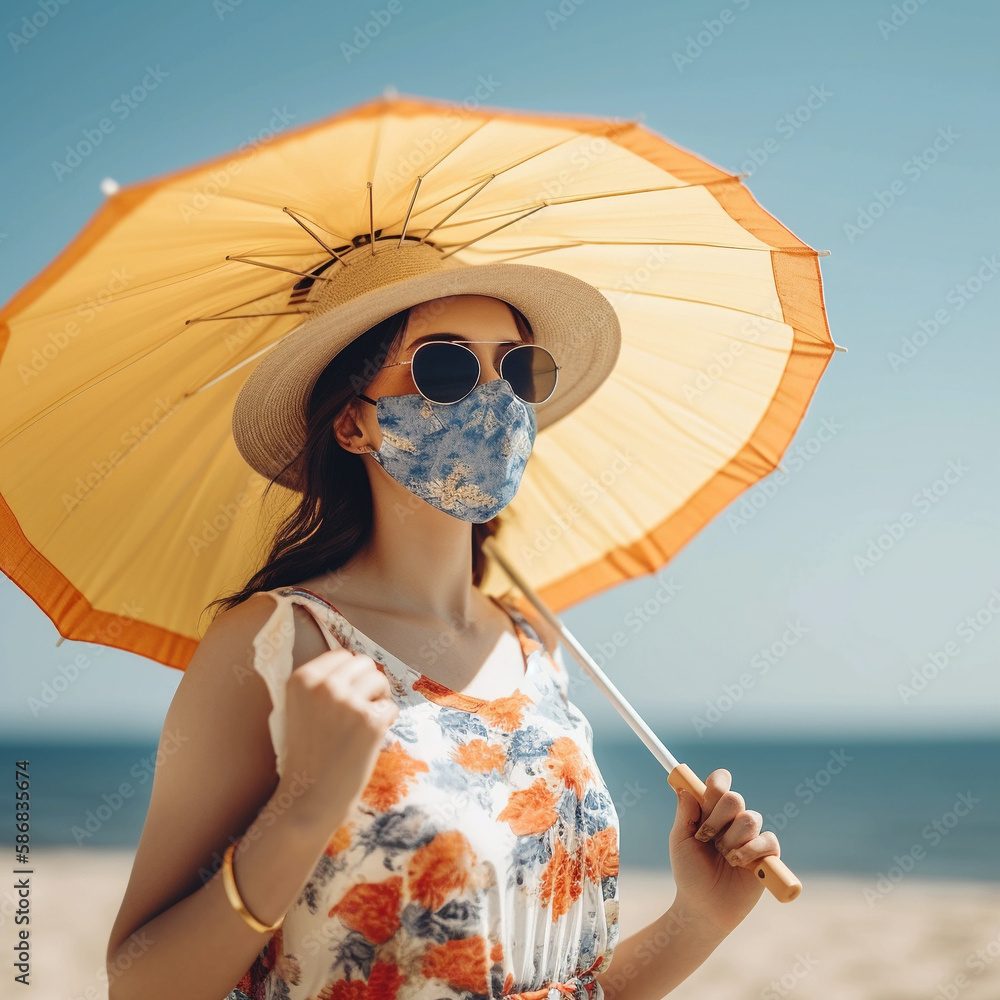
0,92,838,901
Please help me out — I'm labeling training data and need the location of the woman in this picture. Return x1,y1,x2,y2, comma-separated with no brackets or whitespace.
106,242,781,1000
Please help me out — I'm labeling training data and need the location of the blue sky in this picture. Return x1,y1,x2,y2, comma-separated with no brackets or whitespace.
1,0,998,742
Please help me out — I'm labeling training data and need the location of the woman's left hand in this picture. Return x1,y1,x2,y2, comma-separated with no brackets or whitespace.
666,768,782,938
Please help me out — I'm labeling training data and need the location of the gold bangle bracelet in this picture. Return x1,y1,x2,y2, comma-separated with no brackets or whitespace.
221,840,284,934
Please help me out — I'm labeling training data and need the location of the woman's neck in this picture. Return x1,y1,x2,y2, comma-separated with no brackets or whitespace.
324,466,480,626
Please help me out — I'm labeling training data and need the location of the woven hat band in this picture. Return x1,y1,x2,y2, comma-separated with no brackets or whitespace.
311,240,467,317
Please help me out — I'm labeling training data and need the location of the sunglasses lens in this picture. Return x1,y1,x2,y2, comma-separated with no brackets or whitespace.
501,345,558,404
411,342,480,404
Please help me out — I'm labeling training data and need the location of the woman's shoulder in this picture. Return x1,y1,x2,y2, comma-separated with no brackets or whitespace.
222,583,331,624
198,588,287,651
201,586,335,677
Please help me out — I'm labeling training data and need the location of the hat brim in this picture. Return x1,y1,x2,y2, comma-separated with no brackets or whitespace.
232,261,621,489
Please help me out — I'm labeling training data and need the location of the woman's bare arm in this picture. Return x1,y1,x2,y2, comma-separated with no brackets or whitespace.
105,595,347,1000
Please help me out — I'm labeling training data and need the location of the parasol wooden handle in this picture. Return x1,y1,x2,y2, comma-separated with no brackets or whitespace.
668,763,802,902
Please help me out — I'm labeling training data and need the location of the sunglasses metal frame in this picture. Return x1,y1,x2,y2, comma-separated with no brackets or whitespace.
356,339,560,406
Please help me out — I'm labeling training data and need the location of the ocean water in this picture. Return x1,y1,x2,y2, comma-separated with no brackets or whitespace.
591,736,1000,881
2,738,997,881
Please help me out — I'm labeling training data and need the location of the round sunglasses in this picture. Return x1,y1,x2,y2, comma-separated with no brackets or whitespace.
356,339,560,406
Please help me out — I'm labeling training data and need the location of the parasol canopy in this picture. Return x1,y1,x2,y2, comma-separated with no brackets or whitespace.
0,91,837,672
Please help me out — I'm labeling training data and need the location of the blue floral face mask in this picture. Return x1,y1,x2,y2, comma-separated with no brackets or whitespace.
362,379,537,523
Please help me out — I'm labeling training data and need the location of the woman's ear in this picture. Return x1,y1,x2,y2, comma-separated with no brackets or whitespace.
332,400,369,454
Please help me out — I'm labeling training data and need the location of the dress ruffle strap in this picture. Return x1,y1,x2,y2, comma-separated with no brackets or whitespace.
249,589,342,782
250,592,298,782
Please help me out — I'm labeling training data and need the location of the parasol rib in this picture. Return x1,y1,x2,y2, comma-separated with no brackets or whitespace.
282,206,350,262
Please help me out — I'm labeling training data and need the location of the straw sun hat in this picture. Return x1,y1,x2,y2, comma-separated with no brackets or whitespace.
231,236,621,492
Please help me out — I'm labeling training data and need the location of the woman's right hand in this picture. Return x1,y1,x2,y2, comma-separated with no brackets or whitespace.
279,647,399,830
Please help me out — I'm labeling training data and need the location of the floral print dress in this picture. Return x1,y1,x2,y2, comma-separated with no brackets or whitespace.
227,586,620,1000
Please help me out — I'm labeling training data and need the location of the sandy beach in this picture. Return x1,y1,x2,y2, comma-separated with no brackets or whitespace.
6,851,999,1000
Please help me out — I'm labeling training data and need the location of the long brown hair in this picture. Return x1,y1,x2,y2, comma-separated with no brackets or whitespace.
202,300,533,623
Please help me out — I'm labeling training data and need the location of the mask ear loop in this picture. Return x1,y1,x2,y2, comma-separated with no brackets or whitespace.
351,394,380,455
353,390,449,446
